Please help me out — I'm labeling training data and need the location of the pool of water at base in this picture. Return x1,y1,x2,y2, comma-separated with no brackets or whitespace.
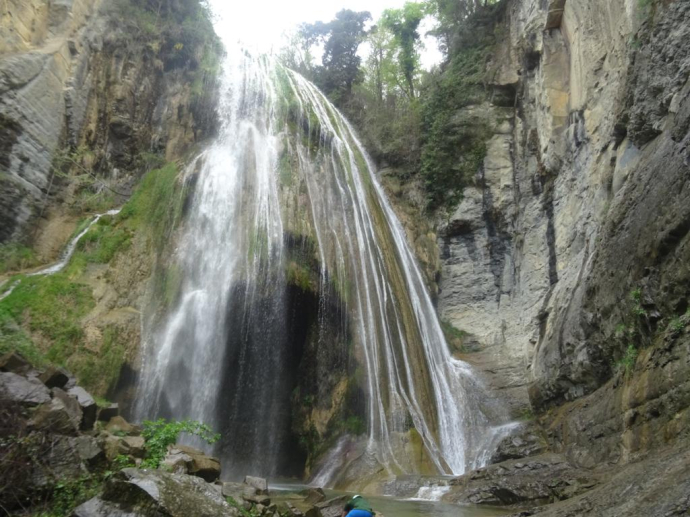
269,483,509,517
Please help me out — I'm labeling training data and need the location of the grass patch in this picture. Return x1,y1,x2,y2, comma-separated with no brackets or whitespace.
0,274,93,365
77,218,132,264
0,243,39,274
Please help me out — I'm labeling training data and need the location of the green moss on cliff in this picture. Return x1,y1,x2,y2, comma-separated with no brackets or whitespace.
77,218,132,264
118,163,186,248
70,325,127,396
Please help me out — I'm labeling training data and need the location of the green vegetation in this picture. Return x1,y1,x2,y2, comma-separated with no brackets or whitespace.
105,0,222,77
299,10,372,104
0,243,39,274
78,218,132,264
0,163,185,395
630,288,647,316
118,162,187,248
283,0,504,212
616,344,638,378
381,2,426,98
37,475,106,517
0,274,93,363
668,316,685,333
140,418,220,469
344,415,366,435
287,260,316,292
440,319,467,341
70,326,127,396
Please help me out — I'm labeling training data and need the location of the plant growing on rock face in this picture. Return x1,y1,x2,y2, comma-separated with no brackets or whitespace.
630,288,647,317
668,316,685,333
616,344,638,378
140,418,220,469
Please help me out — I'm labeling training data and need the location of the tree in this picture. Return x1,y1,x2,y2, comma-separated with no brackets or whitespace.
380,3,426,99
427,0,501,56
300,9,371,104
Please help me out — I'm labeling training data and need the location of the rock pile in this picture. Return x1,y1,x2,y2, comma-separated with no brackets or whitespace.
0,351,222,515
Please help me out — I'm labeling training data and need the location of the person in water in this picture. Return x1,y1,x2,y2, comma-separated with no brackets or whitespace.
341,495,374,517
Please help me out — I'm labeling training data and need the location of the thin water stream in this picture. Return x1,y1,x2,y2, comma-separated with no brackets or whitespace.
0,209,121,301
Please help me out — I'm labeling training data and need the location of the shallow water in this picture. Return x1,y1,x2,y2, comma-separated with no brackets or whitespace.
270,484,508,517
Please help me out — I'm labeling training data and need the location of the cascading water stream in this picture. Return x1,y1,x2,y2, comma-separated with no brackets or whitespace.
135,42,510,481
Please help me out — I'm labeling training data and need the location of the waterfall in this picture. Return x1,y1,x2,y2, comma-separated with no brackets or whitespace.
135,46,509,481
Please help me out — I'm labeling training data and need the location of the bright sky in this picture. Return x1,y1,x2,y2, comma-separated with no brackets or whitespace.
207,0,443,69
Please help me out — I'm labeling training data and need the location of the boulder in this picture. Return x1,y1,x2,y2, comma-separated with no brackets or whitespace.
280,502,304,517
97,403,119,422
67,386,97,430
102,434,145,461
444,454,600,507
105,415,140,436
490,423,548,464
0,351,31,373
38,366,70,389
29,397,79,435
244,475,269,494
73,468,240,517
71,435,105,468
173,444,221,482
243,492,270,505
0,371,50,406
305,507,323,517
316,496,349,517
31,434,85,489
301,487,326,505
52,388,83,427
162,448,194,474
122,436,146,458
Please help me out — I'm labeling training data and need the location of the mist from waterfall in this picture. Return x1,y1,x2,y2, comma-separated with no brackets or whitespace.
134,41,509,481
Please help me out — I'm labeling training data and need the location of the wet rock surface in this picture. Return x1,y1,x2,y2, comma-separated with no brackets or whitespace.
74,468,239,517
443,454,599,507
490,422,548,464
506,444,690,516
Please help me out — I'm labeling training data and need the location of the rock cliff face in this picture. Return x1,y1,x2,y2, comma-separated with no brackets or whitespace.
0,0,217,243
426,0,690,491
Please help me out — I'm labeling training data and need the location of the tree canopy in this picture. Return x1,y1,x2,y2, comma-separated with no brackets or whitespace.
300,9,371,102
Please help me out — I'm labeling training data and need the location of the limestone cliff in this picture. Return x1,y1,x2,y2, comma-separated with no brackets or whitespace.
0,0,218,244
0,0,220,406
422,0,690,495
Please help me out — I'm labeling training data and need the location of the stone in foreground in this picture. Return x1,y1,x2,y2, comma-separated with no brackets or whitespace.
244,475,268,494
67,386,98,430
170,444,221,482
73,468,239,517
0,371,51,406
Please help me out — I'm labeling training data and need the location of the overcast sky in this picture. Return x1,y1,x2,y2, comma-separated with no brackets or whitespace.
207,0,442,69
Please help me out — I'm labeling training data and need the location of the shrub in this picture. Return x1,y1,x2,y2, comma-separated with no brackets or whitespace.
140,418,220,469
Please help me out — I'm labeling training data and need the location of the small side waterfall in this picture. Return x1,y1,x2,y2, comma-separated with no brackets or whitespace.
135,46,509,481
